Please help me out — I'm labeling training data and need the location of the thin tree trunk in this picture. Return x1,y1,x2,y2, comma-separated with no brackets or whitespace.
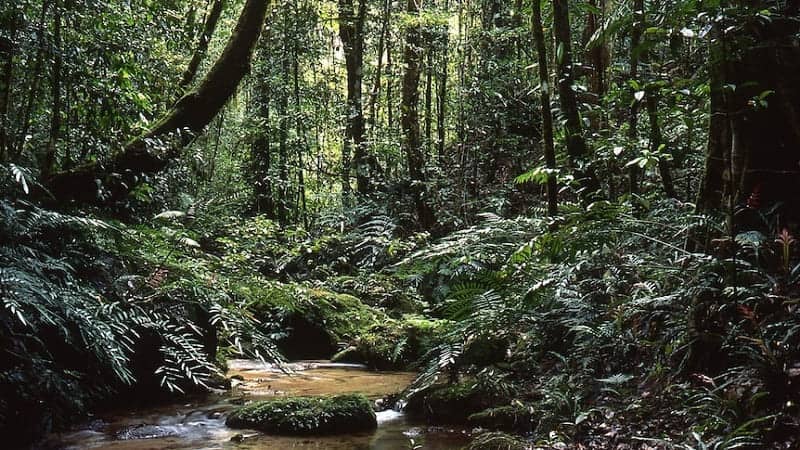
401,0,435,229
646,88,677,199
627,0,644,194
367,0,390,136
251,21,275,218
552,0,601,202
41,0,63,178
292,6,308,229
532,0,558,216
424,48,433,157
436,30,447,166
177,0,225,94
15,0,51,160
277,31,290,227
0,5,21,161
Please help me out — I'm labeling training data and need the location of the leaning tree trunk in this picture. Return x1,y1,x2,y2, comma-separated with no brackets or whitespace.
46,0,270,203
552,0,602,202
532,0,558,216
177,0,226,94
401,0,435,229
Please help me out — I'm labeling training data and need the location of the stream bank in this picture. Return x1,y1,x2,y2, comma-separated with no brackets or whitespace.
41,360,472,449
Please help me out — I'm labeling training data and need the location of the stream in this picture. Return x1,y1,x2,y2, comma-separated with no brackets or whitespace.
42,360,472,449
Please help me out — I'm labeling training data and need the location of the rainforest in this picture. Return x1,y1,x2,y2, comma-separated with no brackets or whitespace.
1,0,799,449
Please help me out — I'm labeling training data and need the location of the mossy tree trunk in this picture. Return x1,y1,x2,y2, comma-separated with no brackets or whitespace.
46,0,270,202
697,2,800,224
532,0,558,216
401,0,436,230
177,0,226,95
339,0,369,197
552,0,602,203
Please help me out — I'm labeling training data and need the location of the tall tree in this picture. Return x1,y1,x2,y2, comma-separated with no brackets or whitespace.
338,0,369,197
41,0,63,178
627,0,644,194
698,1,800,221
0,4,22,161
251,19,275,218
532,0,558,216
552,0,601,202
401,0,435,229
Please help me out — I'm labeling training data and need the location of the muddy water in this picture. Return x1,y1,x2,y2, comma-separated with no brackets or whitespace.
45,360,471,449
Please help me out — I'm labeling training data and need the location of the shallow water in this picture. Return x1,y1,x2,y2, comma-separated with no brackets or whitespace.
44,360,471,449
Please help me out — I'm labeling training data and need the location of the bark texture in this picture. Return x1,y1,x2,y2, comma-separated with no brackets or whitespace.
401,0,435,229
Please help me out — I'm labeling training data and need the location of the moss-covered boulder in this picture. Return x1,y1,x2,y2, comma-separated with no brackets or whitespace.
244,282,385,359
225,394,377,435
331,316,448,370
467,405,535,432
405,382,505,424
466,432,531,450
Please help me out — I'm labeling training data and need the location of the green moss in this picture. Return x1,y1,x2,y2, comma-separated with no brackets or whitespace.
225,394,377,435
467,405,535,432
323,273,423,312
466,432,530,450
331,316,450,370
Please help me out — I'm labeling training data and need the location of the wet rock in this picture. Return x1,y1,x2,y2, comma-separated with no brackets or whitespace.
115,424,180,440
225,394,377,435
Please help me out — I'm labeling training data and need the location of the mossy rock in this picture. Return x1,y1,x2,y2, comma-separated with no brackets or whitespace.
466,432,530,450
323,274,422,312
467,405,535,432
331,316,449,370
245,282,387,359
405,382,505,424
225,394,377,435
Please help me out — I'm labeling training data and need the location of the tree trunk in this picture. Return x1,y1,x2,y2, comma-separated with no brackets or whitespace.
251,20,275,218
401,0,435,229
436,31,447,166
177,0,226,94
277,34,291,227
13,0,51,161
41,0,63,178
339,0,369,197
552,0,601,202
646,88,677,199
367,0,390,139
627,0,644,194
532,0,558,216
46,0,270,202
424,47,433,157
698,2,800,225
0,4,21,161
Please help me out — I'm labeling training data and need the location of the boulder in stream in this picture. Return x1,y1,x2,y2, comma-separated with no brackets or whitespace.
225,394,377,435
